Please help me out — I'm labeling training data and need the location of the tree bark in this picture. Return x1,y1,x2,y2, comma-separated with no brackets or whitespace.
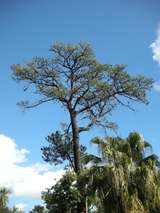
70,111,81,173
69,110,87,213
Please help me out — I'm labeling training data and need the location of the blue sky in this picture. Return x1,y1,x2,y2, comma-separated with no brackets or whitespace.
1,0,160,211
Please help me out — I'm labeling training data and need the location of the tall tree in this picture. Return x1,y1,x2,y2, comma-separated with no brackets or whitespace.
12,42,153,173
12,42,153,212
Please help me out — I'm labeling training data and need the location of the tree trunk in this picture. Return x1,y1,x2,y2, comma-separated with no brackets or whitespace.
70,110,86,213
70,111,81,173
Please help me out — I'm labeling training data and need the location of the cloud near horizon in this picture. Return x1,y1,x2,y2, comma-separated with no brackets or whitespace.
150,25,160,65
0,134,64,199
153,81,160,92
15,203,27,211
150,25,160,91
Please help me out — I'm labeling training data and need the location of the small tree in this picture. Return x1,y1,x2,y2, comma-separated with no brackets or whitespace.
41,130,87,171
42,172,81,213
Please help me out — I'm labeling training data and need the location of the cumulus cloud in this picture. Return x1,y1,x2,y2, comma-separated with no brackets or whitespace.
15,203,27,211
150,25,160,92
0,134,64,199
153,81,160,92
150,25,160,64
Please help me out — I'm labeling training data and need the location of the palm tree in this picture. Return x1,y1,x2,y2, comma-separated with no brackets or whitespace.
83,132,160,213
42,132,160,213
0,187,11,213
0,188,24,213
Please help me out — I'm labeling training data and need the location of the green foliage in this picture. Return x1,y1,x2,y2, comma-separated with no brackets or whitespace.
10,207,24,213
29,205,47,213
42,172,81,213
41,130,87,170
42,131,73,166
12,42,153,212
12,41,153,137
88,132,160,213
42,132,160,213
0,188,24,213
0,188,11,212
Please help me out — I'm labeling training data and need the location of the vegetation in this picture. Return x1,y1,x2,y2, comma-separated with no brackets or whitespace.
29,205,47,213
11,42,153,212
0,188,24,213
42,172,80,213
12,42,153,174
42,132,160,213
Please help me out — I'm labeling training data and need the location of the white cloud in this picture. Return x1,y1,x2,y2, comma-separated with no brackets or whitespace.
150,25,160,92
153,81,160,92
150,25,160,64
15,203,27,211
0,134,64,199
